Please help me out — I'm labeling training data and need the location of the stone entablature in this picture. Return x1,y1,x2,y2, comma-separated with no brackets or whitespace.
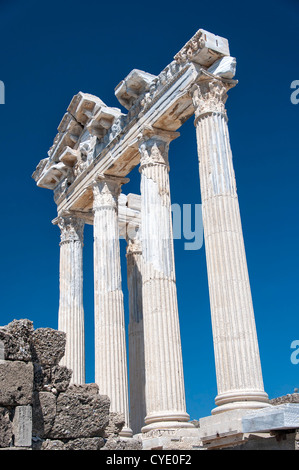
32,29,235,218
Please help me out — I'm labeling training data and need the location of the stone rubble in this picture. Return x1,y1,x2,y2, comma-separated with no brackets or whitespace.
0,319,140,450
270,394,299,406
0,318,297,450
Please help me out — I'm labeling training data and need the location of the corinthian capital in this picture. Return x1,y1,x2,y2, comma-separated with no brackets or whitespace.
138,128,180,170
191,78,234,122
55,214,85,245
139,138,169,169
92,174,129,211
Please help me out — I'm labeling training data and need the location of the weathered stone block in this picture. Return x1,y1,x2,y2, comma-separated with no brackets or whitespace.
0,340,4,361
33,363,72,393
31,328,66,365
49,384,110,439
32,391,57,438
270,393,299,405
0,361,33,406
0,319,34,362
13,405,32,447
64,437,105,450
0,407,13,448
51,365,72,393
37,437,105,450
242,404,299,433
34,439,65,450
33,363,52,391
102,437,142,450
104,412,125,438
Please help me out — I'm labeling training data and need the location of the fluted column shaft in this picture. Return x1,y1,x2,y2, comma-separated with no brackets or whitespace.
191,78,269,413
57,215,85,384
93,174,132,437
138,131,191,432
126,227,146,435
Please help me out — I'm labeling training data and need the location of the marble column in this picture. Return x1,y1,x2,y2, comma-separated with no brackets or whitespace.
138,130,192,432
93,174,132,437
126,224,146,435
191,77,269,414
56,214,85,384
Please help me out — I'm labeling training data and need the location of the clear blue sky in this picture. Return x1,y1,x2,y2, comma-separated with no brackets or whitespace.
0,0,298,420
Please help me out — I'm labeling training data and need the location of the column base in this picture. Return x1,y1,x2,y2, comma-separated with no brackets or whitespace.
212,390,271,415
119,426,134,438
142,411,193,434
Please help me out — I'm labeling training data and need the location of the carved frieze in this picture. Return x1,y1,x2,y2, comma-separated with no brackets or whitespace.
67,92,106,126
114,69,157,110
87,106,123,139
33,27,237,207
174,29,230,67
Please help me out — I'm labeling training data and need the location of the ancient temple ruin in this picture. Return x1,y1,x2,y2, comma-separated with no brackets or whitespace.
32,28,299,449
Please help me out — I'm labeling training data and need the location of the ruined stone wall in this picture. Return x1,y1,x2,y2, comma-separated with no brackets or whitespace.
0,319,141,450
270,393,299,406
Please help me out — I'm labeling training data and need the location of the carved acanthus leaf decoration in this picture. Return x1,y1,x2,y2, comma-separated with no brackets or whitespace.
92,176,128,211
138,138,170,169
191,79,231,119
57,216,85,244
